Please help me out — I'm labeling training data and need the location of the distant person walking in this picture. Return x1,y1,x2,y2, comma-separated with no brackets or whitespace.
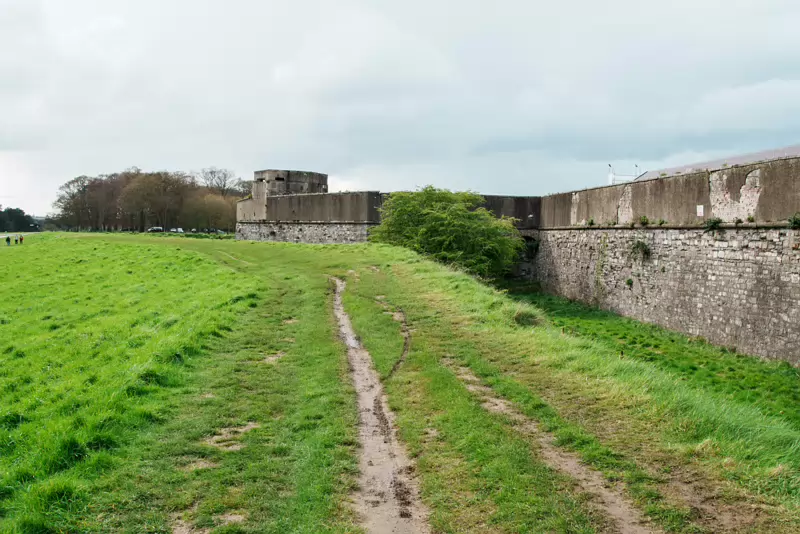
4,236,9,246
13,236,18,245
19,235,23,245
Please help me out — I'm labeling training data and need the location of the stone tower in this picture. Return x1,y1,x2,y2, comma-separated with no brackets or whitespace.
237,170,329,223
254,170,328,196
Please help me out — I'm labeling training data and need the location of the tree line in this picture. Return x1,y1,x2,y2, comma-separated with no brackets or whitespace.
51,167,251,232
0,207,38,233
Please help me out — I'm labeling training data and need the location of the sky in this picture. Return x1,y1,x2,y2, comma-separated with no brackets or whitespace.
2,0,800,215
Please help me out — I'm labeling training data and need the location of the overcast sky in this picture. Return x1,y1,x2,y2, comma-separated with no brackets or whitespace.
2,0,800,215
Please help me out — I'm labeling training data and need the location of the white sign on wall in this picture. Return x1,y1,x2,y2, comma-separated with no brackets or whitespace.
696,205,705,217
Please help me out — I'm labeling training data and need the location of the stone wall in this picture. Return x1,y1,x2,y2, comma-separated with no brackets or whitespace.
236,221,374,244
533,226,800,364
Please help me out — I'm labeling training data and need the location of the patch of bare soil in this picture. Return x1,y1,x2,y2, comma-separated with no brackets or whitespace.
203,422,260,451
218,251,253,265
282,318,299,325
662,468,776,533
260,351,286,364
376,299,412,380
333,278,430,534
180,459,219,472
444,359,658,534
172,518,209,534
218,512,246,525
200,392,215,399
171,504,208,534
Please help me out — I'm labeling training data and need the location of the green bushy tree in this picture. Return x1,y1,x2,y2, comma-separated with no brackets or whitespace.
370,187,524,278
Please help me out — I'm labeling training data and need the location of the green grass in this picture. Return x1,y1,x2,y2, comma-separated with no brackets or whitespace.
342,262,800,532
1,234,798,533
0,235,362,532
504,288,800,429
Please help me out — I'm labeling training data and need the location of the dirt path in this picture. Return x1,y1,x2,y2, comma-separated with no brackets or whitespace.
375,297,412,379
445,360,658,534
333,278,430,534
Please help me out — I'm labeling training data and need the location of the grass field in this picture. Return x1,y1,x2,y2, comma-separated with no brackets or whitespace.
0,234,798,533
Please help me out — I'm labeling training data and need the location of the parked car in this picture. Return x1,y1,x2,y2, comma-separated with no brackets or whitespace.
146,227,164,233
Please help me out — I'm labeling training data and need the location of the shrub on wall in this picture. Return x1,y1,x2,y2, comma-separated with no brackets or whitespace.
370,186,524,278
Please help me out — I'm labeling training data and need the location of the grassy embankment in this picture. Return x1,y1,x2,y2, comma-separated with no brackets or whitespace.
1,234,798,533
342,258,800,532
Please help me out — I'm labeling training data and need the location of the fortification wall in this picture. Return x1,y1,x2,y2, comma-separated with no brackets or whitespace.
532,226,800,364
483,195,541,229
539,158,800,228
266,191,382,223
236,221,374,244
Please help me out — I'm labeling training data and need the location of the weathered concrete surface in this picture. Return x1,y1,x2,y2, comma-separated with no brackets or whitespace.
236,221,373,244
483,195,541,229
533,227,800,364
266,191,382,223
254,169,328,196
539,157,800,228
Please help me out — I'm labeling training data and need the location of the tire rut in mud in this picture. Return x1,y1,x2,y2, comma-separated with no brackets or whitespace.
333,278,430,534
445,359,659,534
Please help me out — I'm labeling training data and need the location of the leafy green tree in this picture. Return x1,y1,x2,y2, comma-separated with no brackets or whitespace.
0,206,37,232
370,186,524,278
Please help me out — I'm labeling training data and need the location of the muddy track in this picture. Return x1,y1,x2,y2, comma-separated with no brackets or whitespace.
445,359,659,534
377,299,411,379
332,278,430,534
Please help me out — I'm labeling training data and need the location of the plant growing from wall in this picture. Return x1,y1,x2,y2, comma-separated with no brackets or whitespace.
639,215,650,227
703,217,724,234
789,212,800,229
629,239,651,262
657,219,667,226
747,215,755,223
734,218,743,226
587,218,595,226
625,278,634,289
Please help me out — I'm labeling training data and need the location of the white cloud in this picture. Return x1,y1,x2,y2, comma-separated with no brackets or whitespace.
2,0,800,214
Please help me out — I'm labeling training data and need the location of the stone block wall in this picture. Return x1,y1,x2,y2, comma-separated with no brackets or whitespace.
236,221,374,244
533,226,800,364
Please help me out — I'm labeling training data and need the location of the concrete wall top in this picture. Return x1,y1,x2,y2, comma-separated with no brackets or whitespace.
265,191,383,223
254,170,329,196
482,195,541,229
539,157,800,228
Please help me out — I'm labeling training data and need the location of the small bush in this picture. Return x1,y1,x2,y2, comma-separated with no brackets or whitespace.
639,216,650,227
587,218,595,227
625,278,634,289
734,218,743,226
370,187,524,278
658,219,667,226
789,212,800,229
747,215,755,223
703,217,724,233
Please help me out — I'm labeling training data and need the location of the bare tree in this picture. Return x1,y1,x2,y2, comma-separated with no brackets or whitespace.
231,179,253,198
198,167,237,197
